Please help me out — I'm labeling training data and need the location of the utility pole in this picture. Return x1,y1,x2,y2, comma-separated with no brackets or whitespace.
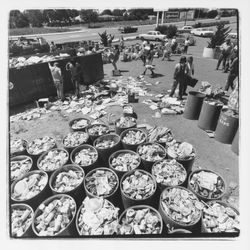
198,8,201,20
184,9,188,25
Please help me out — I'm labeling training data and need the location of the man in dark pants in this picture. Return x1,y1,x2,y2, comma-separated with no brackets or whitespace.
66,60,83,98
169,56,188,100
216,38,233,71
225,56,239,92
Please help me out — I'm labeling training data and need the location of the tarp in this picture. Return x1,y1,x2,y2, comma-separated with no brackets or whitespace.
9,53,104,107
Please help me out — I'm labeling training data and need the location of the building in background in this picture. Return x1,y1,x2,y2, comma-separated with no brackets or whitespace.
179,10,195,20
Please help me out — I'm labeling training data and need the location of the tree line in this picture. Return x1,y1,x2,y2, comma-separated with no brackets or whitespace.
9,8,236,29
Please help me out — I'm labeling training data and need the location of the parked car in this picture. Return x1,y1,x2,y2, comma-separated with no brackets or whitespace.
118,26,138,33
190,28,214,37
136,31,167,41
176,34,196,46
177,25,193,33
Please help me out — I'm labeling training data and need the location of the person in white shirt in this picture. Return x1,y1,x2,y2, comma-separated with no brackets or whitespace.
85,46,93,55
183,37,190,54
187,56,194,76
162,39,172,61
171,36,177,53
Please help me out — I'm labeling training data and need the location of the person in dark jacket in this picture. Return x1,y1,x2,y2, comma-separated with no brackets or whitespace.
169,56,188,100
224,56,239,92
66,60,83,98
216,38,233,71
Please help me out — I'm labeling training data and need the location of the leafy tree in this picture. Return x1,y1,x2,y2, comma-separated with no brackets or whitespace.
207,23,232,48
112,9,126,16
155,24,177,38
24,9,44,27
221,10,231,17
80,9,98,24
67,9,79,18
101,9,112,16
98,30,114,47
43,9,77,26
55,9,71,26
128,8,153,20
207,10,218,18
194,9,207,18
43,9,57,24
9,10,29,28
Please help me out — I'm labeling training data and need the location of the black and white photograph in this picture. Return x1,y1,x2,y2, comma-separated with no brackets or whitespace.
1,0,250,249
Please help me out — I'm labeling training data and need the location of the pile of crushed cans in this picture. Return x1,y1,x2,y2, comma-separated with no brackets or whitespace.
9,114,239,238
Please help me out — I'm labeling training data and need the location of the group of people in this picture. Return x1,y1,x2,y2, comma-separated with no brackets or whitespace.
118,36,190,64
216,38,239,92
49,60,84,101
139,39,193,85
49,35,238,102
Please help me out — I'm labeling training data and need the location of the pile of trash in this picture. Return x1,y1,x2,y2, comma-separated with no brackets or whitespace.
10,75,188,124
143,94,185,116
10,108,51,123
9,53,71,68
10,76,151,122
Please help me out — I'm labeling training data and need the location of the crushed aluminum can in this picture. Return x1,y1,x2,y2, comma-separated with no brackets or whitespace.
111,152,140,172
161,187,202,226
122,130,146,145
85,169,118,197
138,143,165,162
122,170,156,200
77,197,119,235
118,207,161,235
52,169,84,193
152,159,187,187
11,205,33,237
12,171,48,201
33,196,76,236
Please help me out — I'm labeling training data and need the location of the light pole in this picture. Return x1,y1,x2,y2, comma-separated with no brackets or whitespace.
184,9,188,26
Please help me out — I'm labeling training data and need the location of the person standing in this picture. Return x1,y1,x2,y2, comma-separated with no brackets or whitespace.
85,46,93,55
224,44,238,73
120,36,125,52
66,60,83,98
92,43,100,53
183,56,195,95
49,62,64,101
224,56,239,92
216,38,233,71
109,45,120,71
142,44,156,77
169,56,188,100
171,36,177,53
183,37,190,54
139,41,149,66
49,41,57,53
162,39,172,61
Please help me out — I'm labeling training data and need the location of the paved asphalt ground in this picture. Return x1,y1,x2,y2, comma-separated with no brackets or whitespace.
9,18,239,208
